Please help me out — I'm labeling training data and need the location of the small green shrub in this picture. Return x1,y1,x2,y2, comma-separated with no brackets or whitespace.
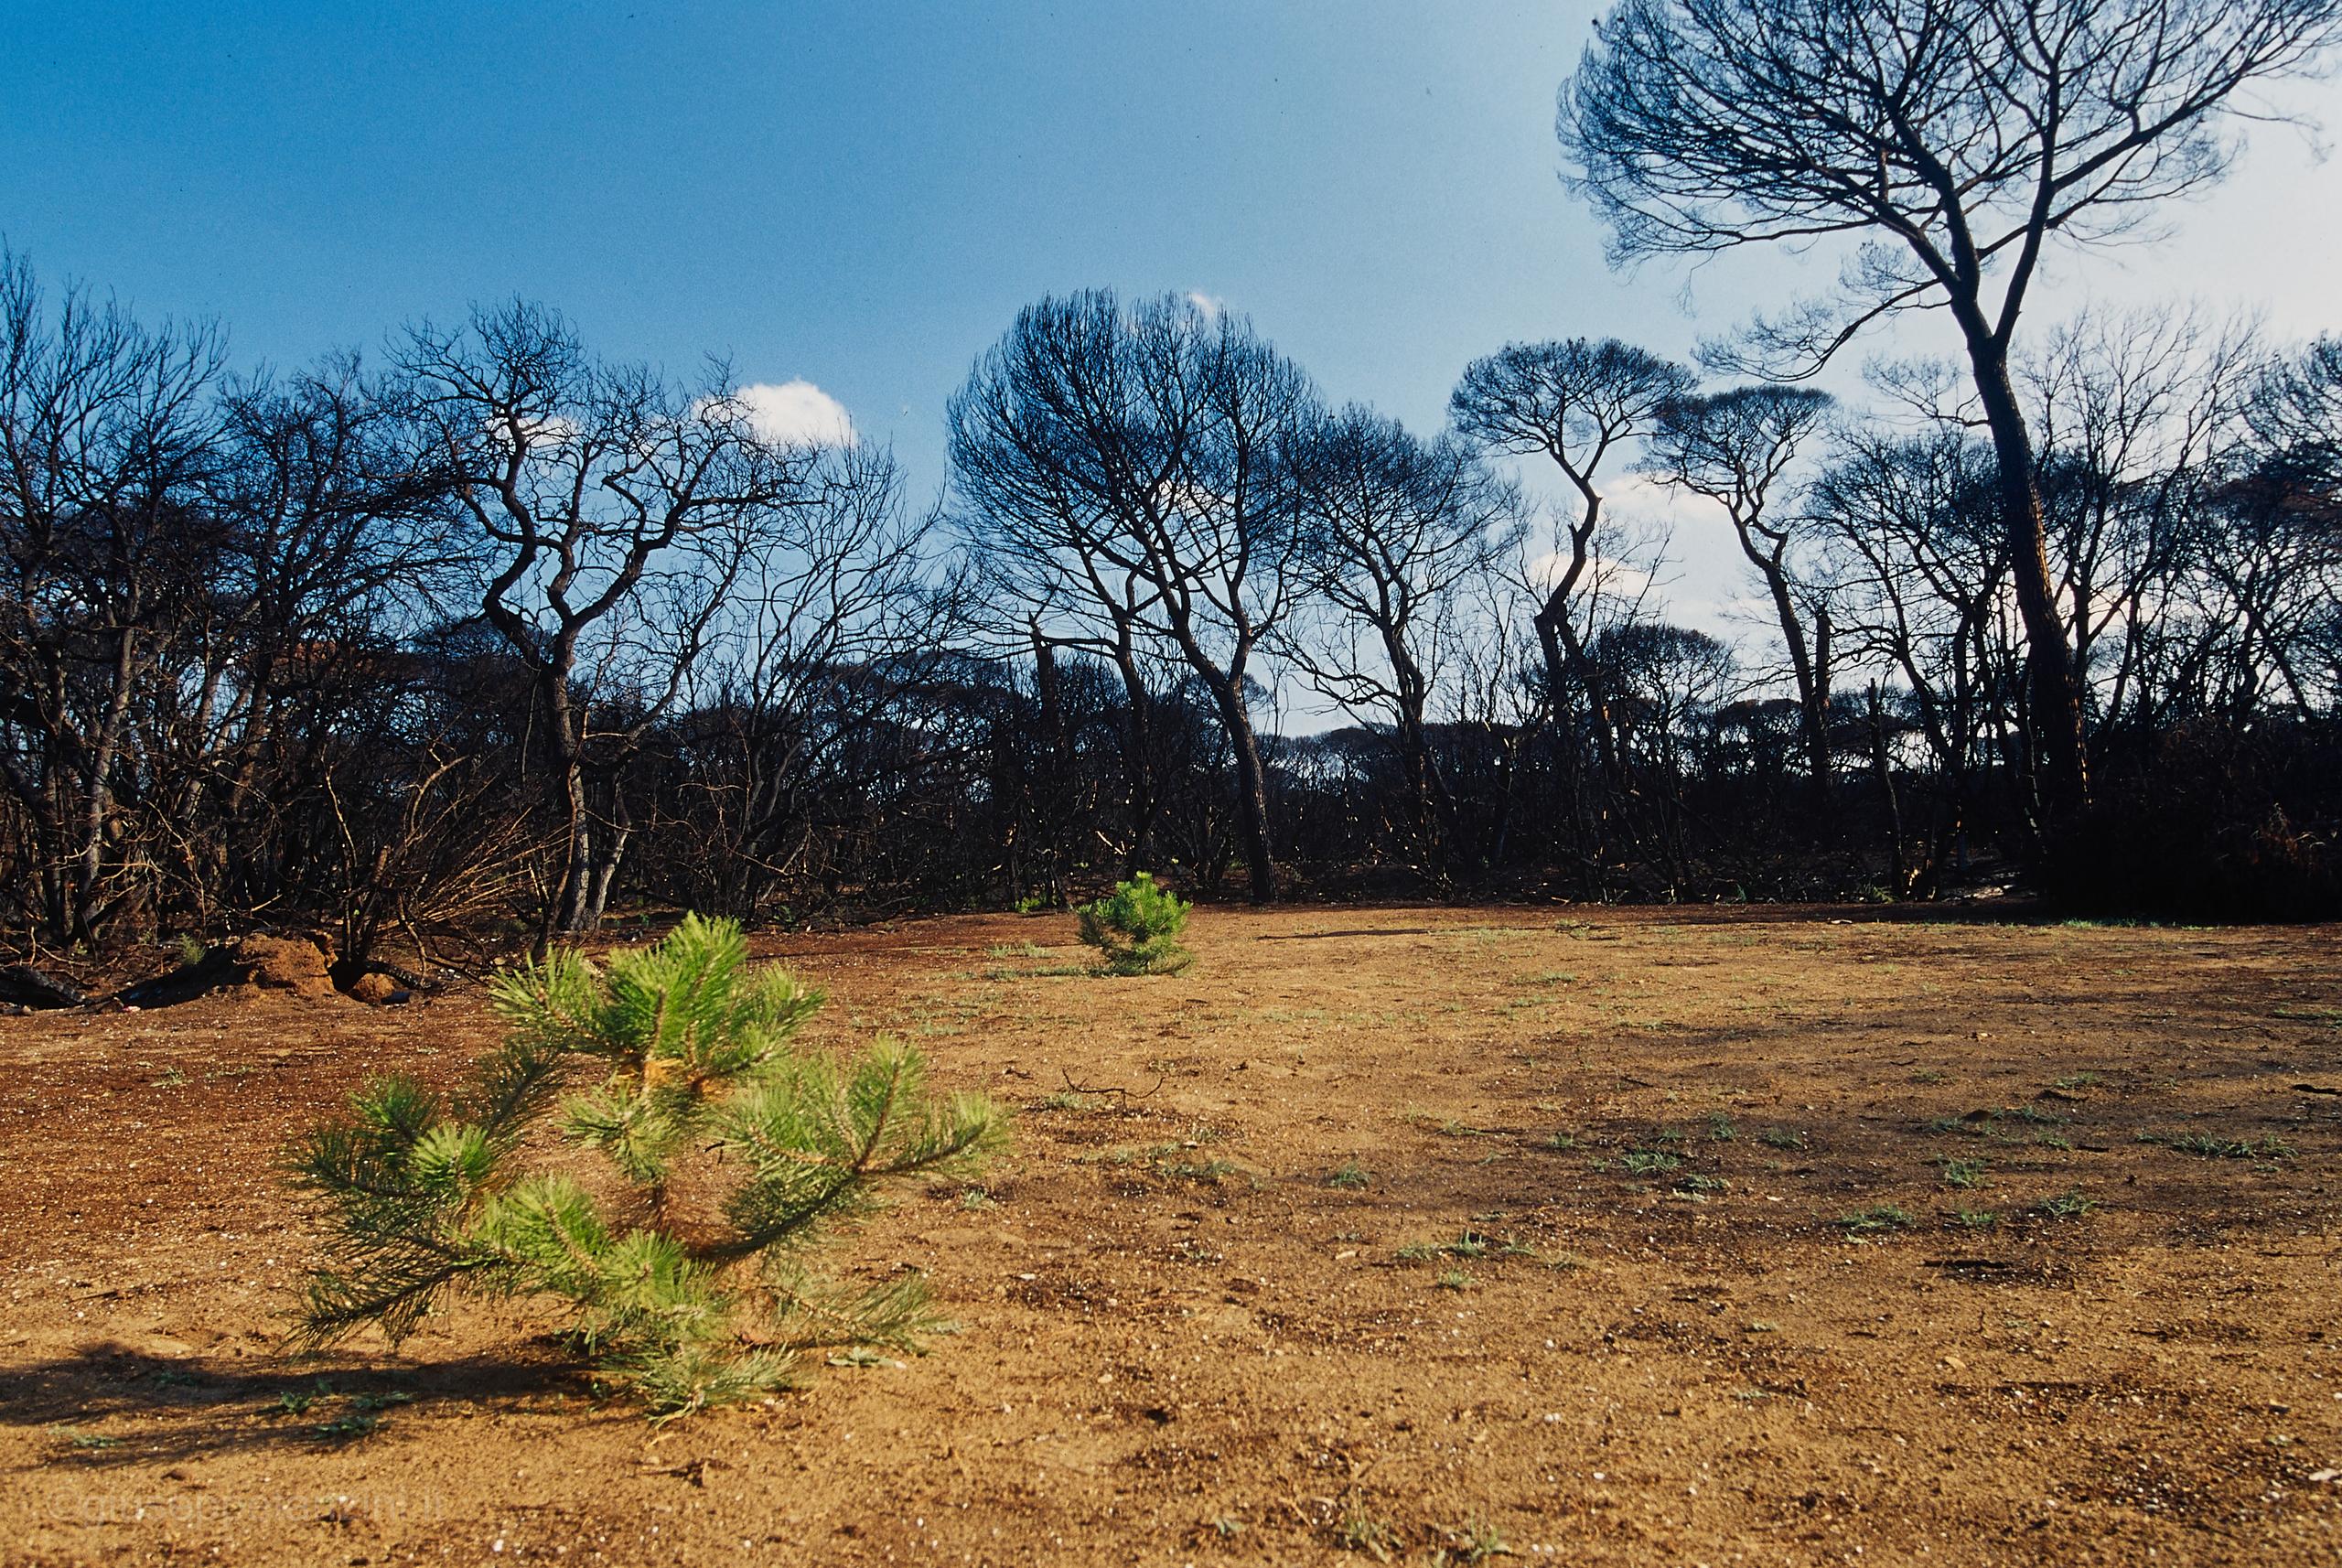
1075,872,1193,975
286,913,1004,1419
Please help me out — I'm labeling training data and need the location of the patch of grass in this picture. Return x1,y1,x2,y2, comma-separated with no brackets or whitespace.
1705,1112,1737,1142
150,1067,187,1089
958,1187,997,1210
1326,1159,1370,1190
1036,1090,1101,1112
2168,1133,2296,1160
313,1412,381,1441
1538,1130,1577,1153
1445,1518,1513,1563
1908,1069,1949,1085
1156,1156,1238,1184
1619,1148,1682,1177
1434,1269,1474,1292
1338,1515,1400,1561
2035,1188,2096,1220
1107,1141,1239,1184
1757,1126,1808,1151
1938,1157,1988,1189
2053,1072,2101,1090
48,1424,121,1451
349,1391,413,1412
1836,1204,1916,1235
1402,1107,1486,1138
1674,1173,1729,1195
1951,1208,1999,1230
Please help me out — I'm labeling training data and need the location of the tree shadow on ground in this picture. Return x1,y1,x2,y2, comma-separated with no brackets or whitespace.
0,1341,616,1467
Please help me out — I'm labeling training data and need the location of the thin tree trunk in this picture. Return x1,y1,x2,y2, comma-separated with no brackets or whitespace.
1868,682,1907,894
1966,338,2090,821
1214,682,1277,904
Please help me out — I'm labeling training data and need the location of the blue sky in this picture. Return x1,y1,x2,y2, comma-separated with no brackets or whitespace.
6,0,2340,648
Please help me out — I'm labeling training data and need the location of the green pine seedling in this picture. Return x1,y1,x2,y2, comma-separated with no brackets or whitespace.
1075,872,1194,976
285,913,1004,1420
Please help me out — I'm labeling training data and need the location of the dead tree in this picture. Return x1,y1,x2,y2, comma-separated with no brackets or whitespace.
390,301,820,937
950,291,1316,903
1450,338,1692,796
1281,404,1522,871
1646,383,1836,794
1560,0,2342,822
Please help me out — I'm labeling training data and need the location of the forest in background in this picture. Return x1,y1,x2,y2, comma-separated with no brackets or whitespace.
1,249,2333,971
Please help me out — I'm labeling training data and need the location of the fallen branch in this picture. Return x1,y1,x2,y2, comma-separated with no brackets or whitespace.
1060,1068,1165,1101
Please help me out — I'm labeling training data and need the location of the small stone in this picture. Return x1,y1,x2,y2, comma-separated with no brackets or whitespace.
1941,1354,1965,1371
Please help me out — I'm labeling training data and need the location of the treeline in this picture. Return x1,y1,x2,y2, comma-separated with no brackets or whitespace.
1,254,2336,965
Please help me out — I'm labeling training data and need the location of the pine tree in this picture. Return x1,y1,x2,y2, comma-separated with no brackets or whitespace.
1076,872,1194,975
286,913,1004,1418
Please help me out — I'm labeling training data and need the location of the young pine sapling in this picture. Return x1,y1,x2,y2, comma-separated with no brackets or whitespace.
1076,872,1194,975
287,914,1004,1418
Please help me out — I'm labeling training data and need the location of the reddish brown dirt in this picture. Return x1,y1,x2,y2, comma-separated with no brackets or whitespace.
2,907,2337,1566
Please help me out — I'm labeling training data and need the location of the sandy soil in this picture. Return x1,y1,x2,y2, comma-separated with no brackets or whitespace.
1,905,2337,1566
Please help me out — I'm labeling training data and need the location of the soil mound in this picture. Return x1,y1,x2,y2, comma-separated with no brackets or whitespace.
347,970,407,1005
117,933,343,1007
232,934,338,999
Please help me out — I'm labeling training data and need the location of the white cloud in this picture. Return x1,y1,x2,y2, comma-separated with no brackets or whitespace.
1666,590,1776,642
735,380,856,448
1600,472,1730,534
1184,290,1227,320
1523,548,1656,599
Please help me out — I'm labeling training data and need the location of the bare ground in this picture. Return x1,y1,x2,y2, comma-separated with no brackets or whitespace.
1,906,2337,1566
